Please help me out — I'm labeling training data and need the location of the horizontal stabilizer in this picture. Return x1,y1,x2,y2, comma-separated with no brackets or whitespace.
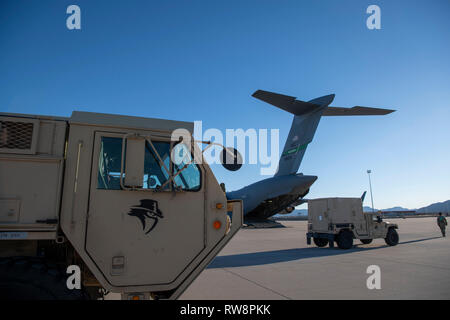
252,90,395,116
252,90,320,115
252,89,395,177
324,106,395,116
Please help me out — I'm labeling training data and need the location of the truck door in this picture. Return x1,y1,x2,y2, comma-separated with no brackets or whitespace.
366,214,375,237
353,204,369,236
85,132,206,287
370,214,387,238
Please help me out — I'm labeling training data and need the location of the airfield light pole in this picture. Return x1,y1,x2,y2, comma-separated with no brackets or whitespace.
367,170,375,213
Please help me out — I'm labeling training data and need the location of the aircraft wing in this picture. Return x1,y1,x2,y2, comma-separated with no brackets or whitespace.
324,106,395,116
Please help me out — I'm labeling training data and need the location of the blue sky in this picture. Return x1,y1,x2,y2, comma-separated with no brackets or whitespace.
1,0,449,209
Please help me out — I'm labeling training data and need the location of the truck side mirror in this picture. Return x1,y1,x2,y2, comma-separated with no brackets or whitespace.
124,136,145,188
220,147,242,171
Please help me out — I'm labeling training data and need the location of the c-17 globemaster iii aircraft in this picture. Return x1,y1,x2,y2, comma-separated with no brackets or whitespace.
226,90,395,221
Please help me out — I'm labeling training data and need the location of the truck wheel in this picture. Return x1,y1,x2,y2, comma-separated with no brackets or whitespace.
360,239,373,244
0,257,87,300
385,228,399,246
336,230,353,249
313,238,328,247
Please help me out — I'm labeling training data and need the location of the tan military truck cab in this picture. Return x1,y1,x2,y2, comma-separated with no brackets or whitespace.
0,111,243,299
306,197,399,249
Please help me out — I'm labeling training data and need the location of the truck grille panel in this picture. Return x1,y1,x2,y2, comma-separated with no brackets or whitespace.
0,120,34,150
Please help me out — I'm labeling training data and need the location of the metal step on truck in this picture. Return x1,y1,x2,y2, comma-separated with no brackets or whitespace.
306,197,399,249
0,111,243,300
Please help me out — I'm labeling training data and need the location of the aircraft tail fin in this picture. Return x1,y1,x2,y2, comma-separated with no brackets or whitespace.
361,191,367,203
275,108,325,176
253,90,331,176
252,90,395,176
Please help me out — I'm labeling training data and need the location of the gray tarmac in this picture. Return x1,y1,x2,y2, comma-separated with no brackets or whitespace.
180,217,450,300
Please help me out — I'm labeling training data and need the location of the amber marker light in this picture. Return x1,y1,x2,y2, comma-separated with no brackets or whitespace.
213,220,222,230
215,203,224,209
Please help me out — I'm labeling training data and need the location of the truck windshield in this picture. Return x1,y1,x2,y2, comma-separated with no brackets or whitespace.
97,136,200,191
172,143,201,191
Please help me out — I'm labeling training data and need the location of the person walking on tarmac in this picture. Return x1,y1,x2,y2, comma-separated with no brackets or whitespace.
437,212,447,237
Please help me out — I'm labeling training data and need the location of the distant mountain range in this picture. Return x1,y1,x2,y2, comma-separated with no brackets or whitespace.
363,200,450,213
416,200,450,213
362,206,410,212
275,200,450,217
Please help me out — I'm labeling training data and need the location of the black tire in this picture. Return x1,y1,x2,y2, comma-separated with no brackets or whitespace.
313,237,328,247
336,230,354,249
0,257,87,300
360,239,373,245
385,228,399,246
